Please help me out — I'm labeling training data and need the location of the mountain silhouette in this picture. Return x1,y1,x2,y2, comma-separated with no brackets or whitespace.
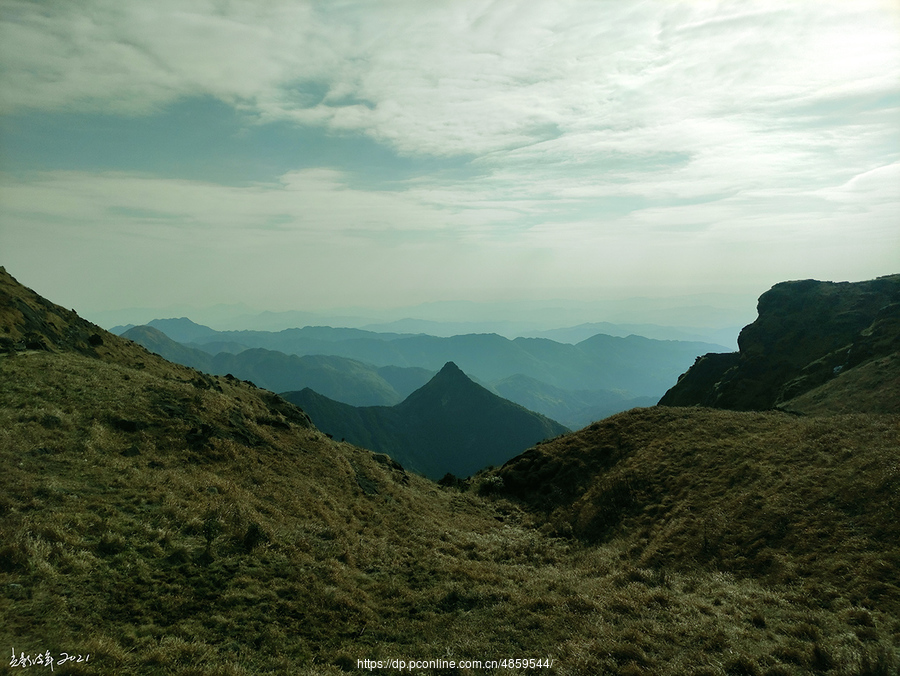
125,320,726,397
659,275,900,410
284,361,569,479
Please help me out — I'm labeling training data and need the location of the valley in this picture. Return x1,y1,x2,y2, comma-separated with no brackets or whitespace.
1,267,898,675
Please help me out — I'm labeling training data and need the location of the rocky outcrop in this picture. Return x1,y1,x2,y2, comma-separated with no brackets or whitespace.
658,275,900,411
0,266,109,357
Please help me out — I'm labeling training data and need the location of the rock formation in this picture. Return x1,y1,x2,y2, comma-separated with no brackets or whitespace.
658,275,900,410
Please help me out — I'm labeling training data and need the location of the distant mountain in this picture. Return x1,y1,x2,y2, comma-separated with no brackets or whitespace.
122,325,432,406
659,275,900,411
360,318,540,338
375,364,435,398
151,323,726,398
124,324,658,424
121,325,214,371
526,322,741,349
283,362,569,479
147,317,221,343
225,309,377,331
185,340,250,355
490,373,655,430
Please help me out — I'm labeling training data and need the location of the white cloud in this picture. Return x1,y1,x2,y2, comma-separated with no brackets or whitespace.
1,0,897,311
5,1,896,154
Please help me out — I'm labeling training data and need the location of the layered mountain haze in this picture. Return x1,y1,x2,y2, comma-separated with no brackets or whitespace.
525,322,742,349
120,325,433,407
120,317,725,427
117,319,727,394
490,374,656,430
283,362,570,480
2,266,899,675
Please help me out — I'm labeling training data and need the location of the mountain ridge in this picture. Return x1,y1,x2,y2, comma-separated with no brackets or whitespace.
121,324,433,406
119,319,727,397
283,361,569,479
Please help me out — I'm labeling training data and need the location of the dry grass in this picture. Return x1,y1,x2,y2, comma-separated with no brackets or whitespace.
2,350,898,675
780,353,900,415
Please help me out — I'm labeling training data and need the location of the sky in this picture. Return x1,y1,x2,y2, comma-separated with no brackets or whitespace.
1,0,898,329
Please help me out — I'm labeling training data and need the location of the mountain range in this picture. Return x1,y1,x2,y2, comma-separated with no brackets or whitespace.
114,317,729,395
120,324,432,407
282,362,569,479
2,265,898,675
118,317,725,428
98,294,754,341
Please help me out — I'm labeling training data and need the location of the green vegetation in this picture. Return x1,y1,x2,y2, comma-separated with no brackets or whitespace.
1,268,898,674
2,351,898,675
495,407,900,612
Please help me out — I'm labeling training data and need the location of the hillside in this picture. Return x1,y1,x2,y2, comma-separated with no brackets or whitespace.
659,275,900,410
492,407,899,610
2,266,899,675
779,352,900,415
283,362,570,479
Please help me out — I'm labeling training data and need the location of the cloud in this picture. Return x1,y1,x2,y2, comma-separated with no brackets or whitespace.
1,0,897,311
5,1,896,154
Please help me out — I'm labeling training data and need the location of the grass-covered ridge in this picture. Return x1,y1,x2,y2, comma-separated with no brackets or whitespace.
494,407,900,612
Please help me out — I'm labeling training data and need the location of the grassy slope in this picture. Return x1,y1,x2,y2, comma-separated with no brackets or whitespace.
2,352,899,675
779,353,900,416
495,408,900,614
2,267,899,675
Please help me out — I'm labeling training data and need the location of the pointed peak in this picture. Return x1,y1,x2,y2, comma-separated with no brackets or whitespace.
439,361,463,374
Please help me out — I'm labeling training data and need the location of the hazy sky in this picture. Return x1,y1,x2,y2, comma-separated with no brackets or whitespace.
1,0,898,322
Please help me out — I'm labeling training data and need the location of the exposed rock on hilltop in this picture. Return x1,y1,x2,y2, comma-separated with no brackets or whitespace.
0,266,124,360
283,361,569,479
658,275,900,411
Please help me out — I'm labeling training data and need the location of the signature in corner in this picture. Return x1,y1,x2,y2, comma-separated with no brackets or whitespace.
10,648,91,671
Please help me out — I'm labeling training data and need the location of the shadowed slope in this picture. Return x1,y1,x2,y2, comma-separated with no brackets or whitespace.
285,362,569,479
